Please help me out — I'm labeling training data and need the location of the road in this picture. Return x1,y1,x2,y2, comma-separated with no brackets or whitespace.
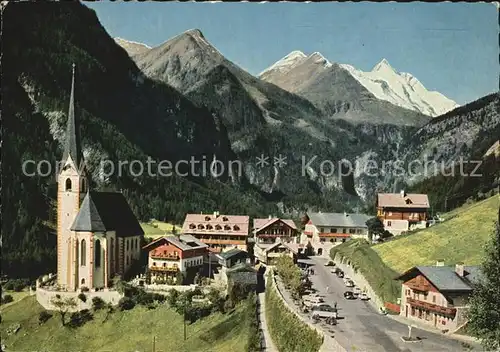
296,257,482,352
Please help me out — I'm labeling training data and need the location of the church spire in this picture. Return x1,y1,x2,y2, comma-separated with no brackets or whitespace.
61,63,82,169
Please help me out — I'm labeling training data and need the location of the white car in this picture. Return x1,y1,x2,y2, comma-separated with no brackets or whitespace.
354,287,361,295
303,295,324,307
359,292,369,300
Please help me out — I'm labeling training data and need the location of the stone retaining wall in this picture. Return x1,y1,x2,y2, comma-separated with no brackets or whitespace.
269,270,346,352
36,287,122,312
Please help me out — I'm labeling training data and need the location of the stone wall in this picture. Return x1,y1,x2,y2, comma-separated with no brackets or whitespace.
143,284,199,293
269,270,346,352
36,286,122,312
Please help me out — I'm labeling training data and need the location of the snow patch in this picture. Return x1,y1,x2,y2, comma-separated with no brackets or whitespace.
259,50,307,76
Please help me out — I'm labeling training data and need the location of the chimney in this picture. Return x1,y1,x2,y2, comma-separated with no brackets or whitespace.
213,211,217,217
400,190,406,198
344,212,348,217
436,259,445,267
268,215,272,220
455,262,465,277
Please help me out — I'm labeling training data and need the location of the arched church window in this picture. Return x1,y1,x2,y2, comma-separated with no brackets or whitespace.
81,239,86,266
81,278,85,285
95,239,101,267
65,178,72,191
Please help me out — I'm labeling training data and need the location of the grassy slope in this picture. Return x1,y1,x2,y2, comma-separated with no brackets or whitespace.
330,240,401,304
141,220,180,238
1,296,249,352
373,195,499,273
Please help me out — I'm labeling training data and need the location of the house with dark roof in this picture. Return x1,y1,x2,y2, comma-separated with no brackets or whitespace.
377,190,430,235
216,248,249,269
142,235,208,283
56,65,144,292
303,212,371,255
396,261,481,331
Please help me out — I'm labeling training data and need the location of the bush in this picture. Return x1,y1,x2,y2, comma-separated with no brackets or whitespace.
3,281,14,290
118,297,135,311
13,282,25,292
92,296,106,310
244,293,260,352
38,311,52,325
1,295,14,304
78,293,87,302
67,309,93,328
167,289,179,308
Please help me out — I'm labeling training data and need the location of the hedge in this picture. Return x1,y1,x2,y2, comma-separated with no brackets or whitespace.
265,275,323,352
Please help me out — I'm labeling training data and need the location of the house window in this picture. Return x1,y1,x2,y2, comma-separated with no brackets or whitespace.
349,229,356,234
387,221,392,227
388,212,393,216
356,229,362,234
433,296,436,303
153,262,157,267
233,225,240,231
65,178,72,191
320,228,324,233
81,239,86,266
205,216,211,221
343,228,347,233
222,217,228,221
81,278,85,285
95,239,101,267
331,228,337,233
164,250,167,255
215,225,222,230
81,179,86,193
163,263,166,267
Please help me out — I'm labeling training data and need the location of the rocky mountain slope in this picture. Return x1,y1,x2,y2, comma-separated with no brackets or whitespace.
2,2,276,278
114,37,151,56
261,51,458,118
130,28,376,206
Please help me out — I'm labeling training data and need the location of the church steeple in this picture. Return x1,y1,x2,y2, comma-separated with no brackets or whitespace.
61,63,82,169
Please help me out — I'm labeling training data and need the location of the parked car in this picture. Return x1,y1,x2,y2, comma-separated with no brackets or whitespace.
334,269,344,278
344,291,356,299
311,304,338,324
303,294,324,307
344,279,354,287
354,287,361,295
359,292,369,300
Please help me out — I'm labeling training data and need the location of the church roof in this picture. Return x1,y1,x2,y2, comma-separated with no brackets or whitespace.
70,191,144,237
61,64,83,169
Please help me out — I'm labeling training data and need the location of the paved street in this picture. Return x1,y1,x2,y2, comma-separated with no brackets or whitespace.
292,257,482,352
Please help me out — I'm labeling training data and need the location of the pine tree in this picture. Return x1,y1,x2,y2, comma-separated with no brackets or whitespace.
467,210,500,350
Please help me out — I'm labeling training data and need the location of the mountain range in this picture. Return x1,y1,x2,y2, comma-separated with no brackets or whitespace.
3,2,499,278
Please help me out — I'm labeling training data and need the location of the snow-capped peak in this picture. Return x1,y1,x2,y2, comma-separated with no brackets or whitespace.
259,50,307,77
308,52,332,68
372,58,396,73
114,37,151,57
341,59,459,116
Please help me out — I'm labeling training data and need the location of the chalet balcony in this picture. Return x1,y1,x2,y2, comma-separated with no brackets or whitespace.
319,233,351,238
150,265,178,272
150,254,180,260
200,238,246,245
407,282,431,292
257,234,290,238
407,297,456,317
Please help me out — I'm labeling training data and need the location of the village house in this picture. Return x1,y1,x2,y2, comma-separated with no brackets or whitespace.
302,212,371,255
396,261,481,332
377,191,429,235
254,239,299,265
216,248,250,269
252,216,298,245
181,212,249,253
56,65,143,292
142,235,208,284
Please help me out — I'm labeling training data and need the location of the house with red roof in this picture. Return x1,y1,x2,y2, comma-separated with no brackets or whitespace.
181,212,249,253
377,190,430,235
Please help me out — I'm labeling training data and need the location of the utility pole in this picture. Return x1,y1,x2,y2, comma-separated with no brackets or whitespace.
183,303,187,341
444,197,448,213
152,336,156,352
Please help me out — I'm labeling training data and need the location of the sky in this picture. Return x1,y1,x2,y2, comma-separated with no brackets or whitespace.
85,2,498,105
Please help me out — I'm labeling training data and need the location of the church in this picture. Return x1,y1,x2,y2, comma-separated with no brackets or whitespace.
57,65,144,291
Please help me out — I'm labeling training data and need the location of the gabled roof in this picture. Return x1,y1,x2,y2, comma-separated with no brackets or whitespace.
253,218,297,232
306,212,371,228
377,193,430,209
142,234,207,251
61,64,83,169
70,191,144,237
264,241,298,254
396,265,481,292
216,248,248,260
182,213,249,236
